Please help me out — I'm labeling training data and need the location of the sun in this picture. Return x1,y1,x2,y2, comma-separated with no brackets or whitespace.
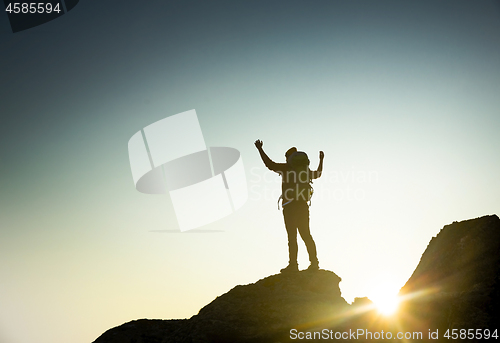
371,291,400,315
368,283,401,316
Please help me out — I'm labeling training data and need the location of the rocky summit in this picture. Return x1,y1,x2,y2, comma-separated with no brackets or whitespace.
93,270,350,343
184,270,349,342
93,215,500,343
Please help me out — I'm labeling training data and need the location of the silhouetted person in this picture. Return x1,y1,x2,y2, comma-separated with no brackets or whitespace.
255,139,324,272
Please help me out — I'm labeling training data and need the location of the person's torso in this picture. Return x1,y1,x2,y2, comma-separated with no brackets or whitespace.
280,165,313,203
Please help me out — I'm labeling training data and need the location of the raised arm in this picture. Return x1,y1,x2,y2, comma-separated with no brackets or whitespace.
254,139,283,172
311,151,324,179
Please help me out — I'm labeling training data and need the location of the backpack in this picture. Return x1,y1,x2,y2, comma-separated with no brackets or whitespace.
279,151,314,208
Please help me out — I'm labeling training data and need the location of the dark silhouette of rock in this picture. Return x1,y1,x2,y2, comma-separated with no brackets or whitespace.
183,270,349,342
93,270,349,343
399,214,500,334
92,215,500,343
91,319,186,343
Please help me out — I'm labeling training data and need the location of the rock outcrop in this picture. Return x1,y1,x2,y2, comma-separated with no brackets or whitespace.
399,214,500,333
93,270,349,343
175,270,349,342
91,319,186,343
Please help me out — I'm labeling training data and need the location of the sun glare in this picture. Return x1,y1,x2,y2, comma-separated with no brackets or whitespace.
372,293,399,315
368,283,401,316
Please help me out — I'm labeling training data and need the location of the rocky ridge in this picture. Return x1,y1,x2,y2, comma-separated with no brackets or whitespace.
93,215,500,342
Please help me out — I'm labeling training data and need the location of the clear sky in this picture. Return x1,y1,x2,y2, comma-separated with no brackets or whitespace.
1,1,499,342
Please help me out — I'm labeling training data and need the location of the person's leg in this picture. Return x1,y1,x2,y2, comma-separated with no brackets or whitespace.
283,205,298,268
296,202,319,268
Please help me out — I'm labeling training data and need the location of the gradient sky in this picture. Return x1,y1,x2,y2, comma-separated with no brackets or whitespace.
1,1,500,343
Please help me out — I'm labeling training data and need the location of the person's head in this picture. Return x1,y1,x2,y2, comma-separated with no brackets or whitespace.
285,147,297,160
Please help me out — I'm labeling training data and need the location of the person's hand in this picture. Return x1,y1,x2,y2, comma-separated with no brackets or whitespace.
254,139,263,149
319,151,324,160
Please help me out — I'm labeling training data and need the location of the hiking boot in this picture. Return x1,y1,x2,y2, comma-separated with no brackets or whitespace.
306,263,319,271
280,264,299,273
